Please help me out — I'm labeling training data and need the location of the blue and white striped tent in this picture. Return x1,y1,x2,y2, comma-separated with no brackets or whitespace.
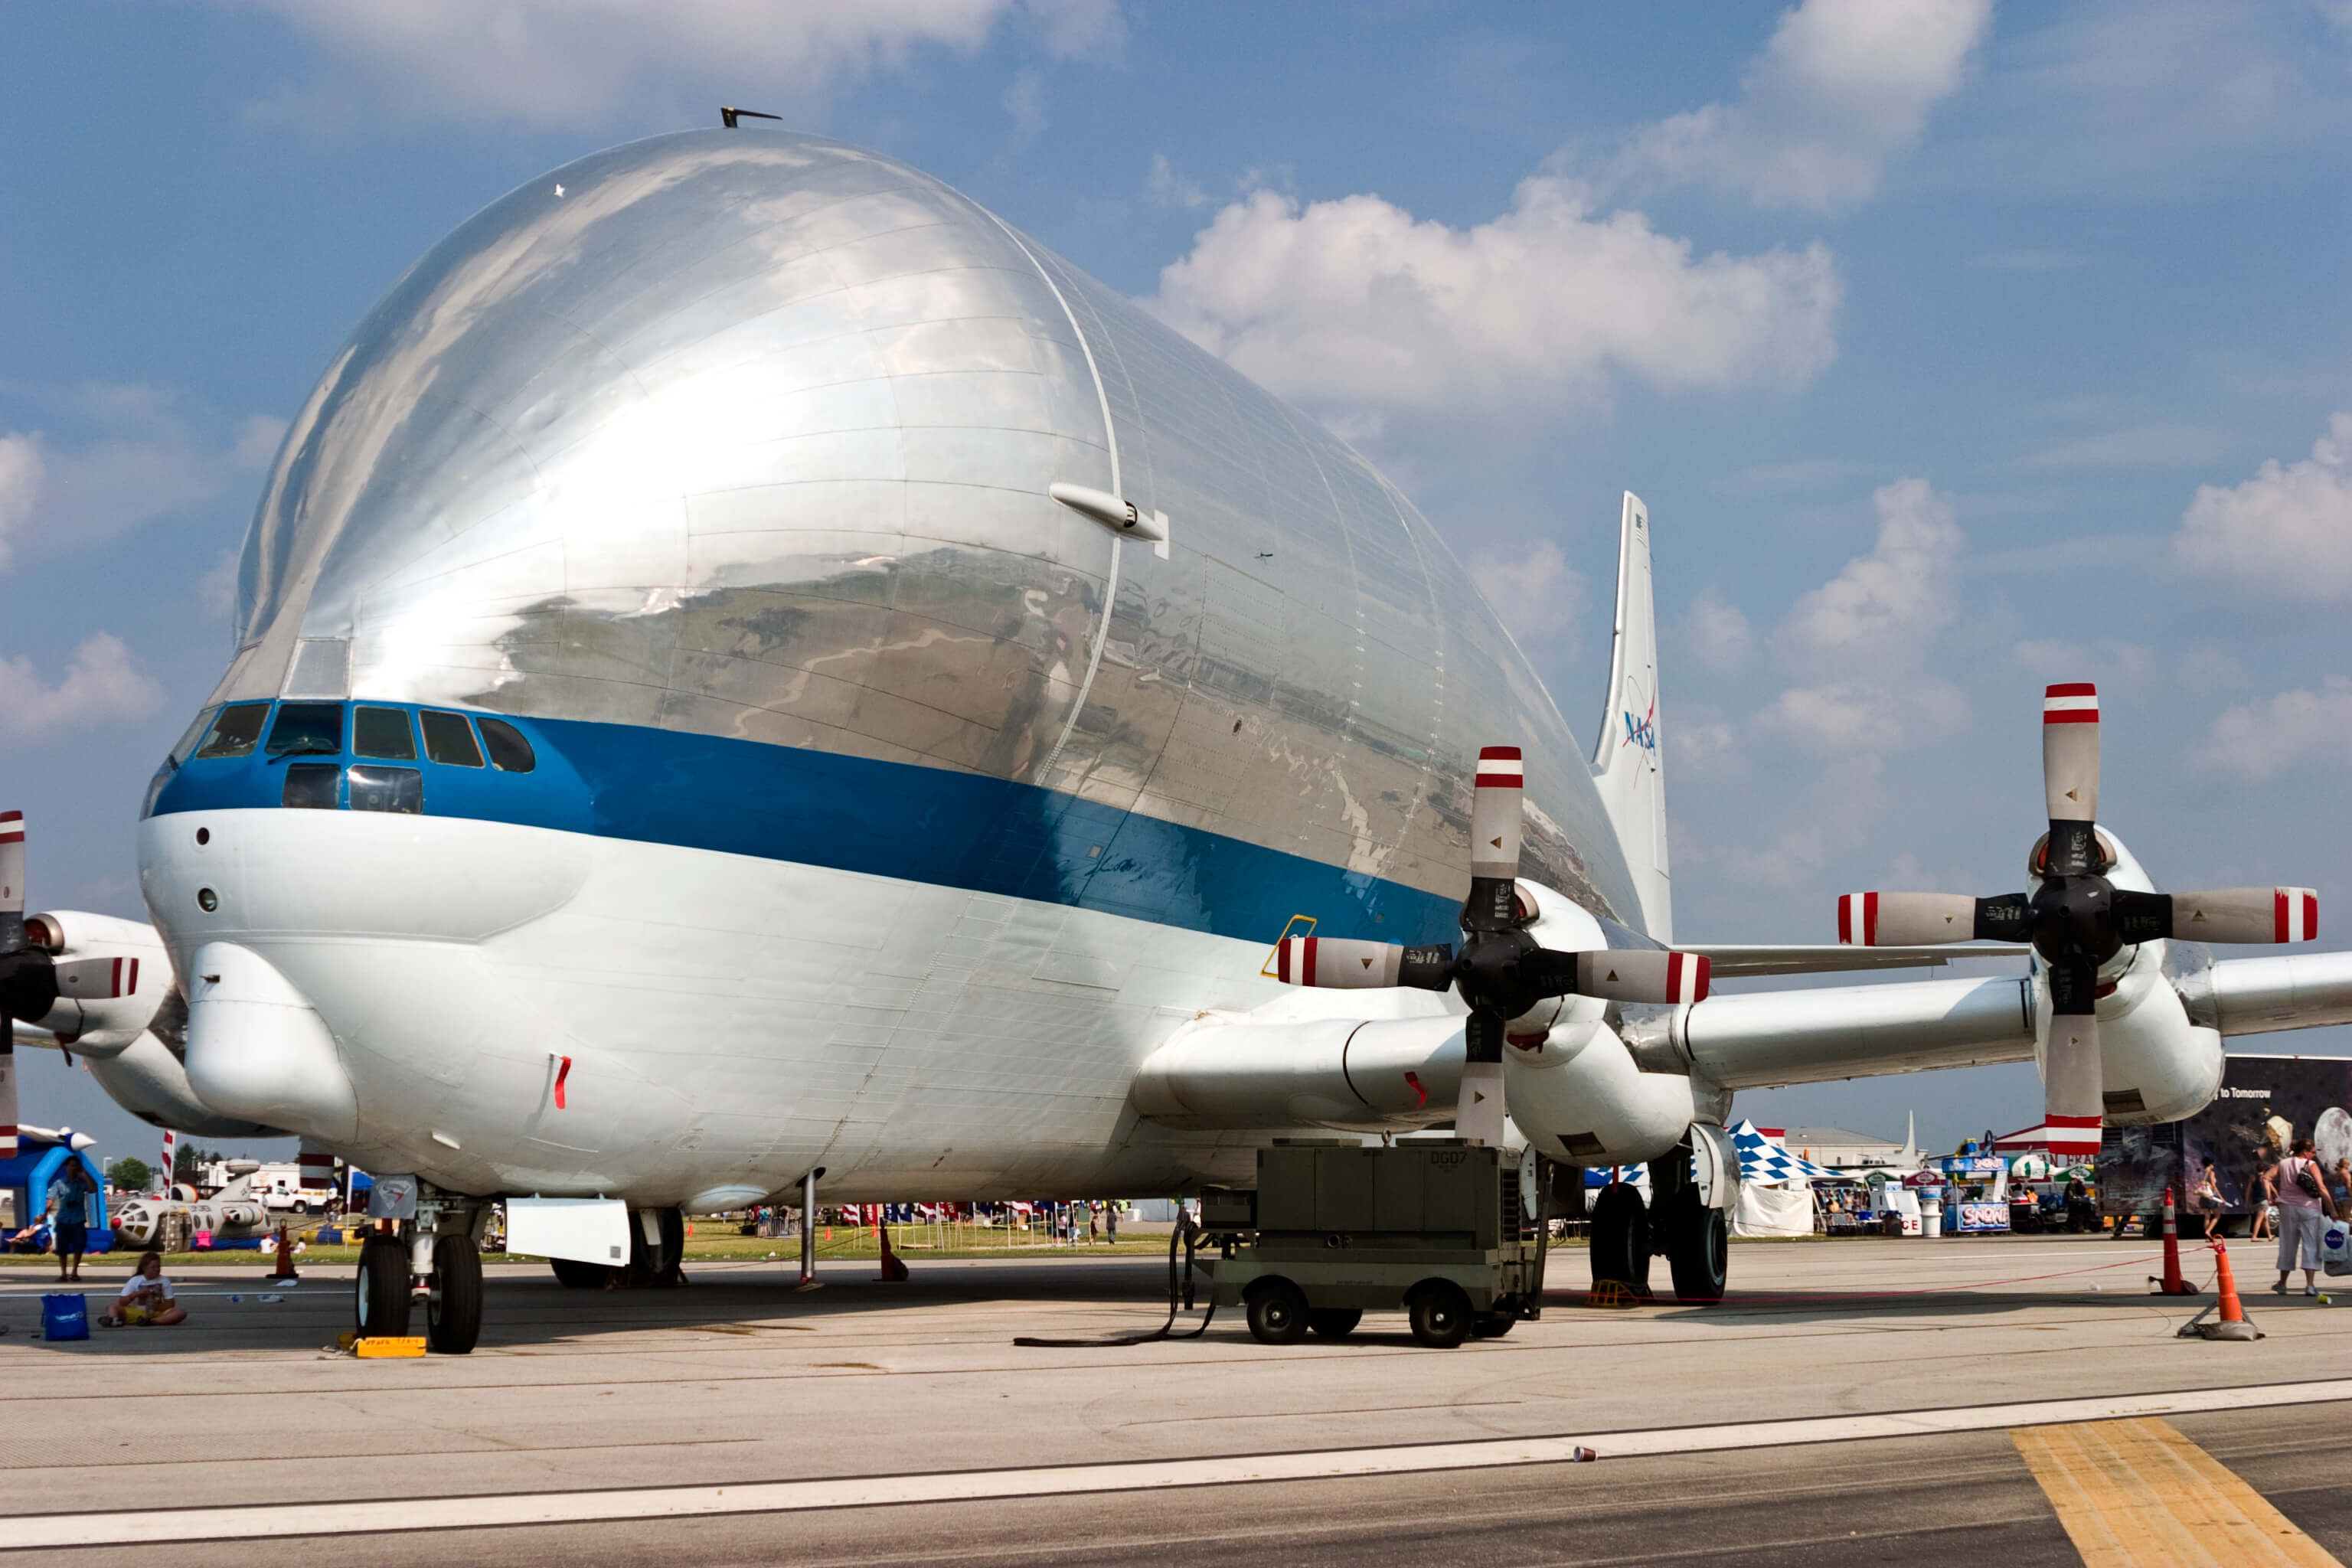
1729,1119,1840,1185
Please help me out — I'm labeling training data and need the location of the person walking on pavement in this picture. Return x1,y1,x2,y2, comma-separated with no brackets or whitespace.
2272,1137,2340,1296
2250,1149,2278,1242
2193,1158,2224,1243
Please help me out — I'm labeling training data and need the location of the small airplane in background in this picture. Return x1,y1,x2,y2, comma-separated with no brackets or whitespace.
2,129,2346,1351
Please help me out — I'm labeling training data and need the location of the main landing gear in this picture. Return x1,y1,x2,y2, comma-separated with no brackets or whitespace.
1589,1139,1730,1304
351,1185,488,1354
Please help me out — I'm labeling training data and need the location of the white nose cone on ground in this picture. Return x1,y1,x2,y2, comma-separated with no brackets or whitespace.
185,940,359,1140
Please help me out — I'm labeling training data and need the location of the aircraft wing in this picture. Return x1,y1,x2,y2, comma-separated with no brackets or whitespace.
1681,943,2030,978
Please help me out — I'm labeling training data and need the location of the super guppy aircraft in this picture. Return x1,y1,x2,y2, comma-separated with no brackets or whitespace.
2,128,2347,1351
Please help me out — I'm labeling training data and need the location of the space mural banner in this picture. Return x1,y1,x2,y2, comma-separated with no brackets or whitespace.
2100,1054,2352,1214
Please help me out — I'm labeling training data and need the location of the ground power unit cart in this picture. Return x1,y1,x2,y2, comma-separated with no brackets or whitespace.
1202,1138,1550,1348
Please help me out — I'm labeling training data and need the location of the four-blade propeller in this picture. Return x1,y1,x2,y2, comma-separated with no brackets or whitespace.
1266,746,1710,1139
0,812,143,1158
1834,686,2318,1160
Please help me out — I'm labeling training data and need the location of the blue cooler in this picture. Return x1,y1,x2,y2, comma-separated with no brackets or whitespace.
41,1293,90,1341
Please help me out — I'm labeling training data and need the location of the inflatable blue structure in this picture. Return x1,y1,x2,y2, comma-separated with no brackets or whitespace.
1,1130,114,1253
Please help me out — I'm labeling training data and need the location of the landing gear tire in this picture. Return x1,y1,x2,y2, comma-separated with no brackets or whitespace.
658,1207,686,1285
1307,1307,1361,1339
426,1234,483,1354
1667,1201,1729,1303
1407,1282,1472,1348
1590,1181,1651,1295
1246,1279,1310,1344
354,1234,412,1338
1471,1308,1517,1339
550,1257,607,1289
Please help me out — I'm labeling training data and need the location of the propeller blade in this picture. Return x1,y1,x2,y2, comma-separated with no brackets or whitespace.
2113,887,2318,946
52,956,139,999
2041,684,2100,875
1272,936,1454,990
0,1012,14,1160
1457,1008,1508,1145
0,810,23,955
1524,948,1710,1004
2042,958,2102,1161
1837,891,2031,945
1463,746,1524,933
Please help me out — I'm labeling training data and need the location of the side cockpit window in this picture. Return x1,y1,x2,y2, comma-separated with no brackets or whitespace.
347,765,423,814
193,702,271,760
477,717,536,773
354,706,419,760
168,707,218,767
420,710,484,768
266,703,345,759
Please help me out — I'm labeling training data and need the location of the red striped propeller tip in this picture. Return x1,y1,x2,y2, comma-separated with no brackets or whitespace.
1475,746,1523,786
2042,683,2098,724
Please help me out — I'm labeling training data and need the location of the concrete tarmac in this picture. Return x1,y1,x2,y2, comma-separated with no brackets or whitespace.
3,1236,2344,1564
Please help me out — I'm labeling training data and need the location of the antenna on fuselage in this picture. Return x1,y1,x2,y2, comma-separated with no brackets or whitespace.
720,106,781,129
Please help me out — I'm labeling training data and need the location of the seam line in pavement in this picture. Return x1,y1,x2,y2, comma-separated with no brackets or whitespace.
7,1378,2350,1550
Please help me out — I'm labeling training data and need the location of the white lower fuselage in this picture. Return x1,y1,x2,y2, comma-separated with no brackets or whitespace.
140,805,1331,1204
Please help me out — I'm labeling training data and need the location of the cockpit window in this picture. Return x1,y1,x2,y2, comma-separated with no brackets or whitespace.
476,717,536,773
347,765,423,814
266,703,345,759
282,763,341,809
420,710,484,768
193,703,271,760
168,707,218,767
353,706,419,761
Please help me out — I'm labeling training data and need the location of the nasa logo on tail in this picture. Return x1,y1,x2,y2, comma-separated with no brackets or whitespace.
1620,678,1657,760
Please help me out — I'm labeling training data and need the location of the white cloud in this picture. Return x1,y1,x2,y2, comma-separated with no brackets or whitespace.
1147,178,1839,430
1764,479,1969,753
1684,589,1753,671
0,387,280,569
1602,0,1994,211
0,634,167,736
0,433,44,570
2194,676,2352,780
1723,826,1830,890
2016,420,2229,471
1003,65,1047,146
1468,538,1582,648
243,0,1112,129
1145,152,1209,209
1762,677,1971,752
2011,638,2154,686
1670,719,1739,777
1778,478,1961,669
2173,413,2352,603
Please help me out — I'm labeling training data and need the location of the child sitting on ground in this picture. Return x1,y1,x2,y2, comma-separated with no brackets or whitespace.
106,1251,188,1326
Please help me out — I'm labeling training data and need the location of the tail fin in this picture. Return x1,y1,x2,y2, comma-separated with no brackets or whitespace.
1591,492,1671,940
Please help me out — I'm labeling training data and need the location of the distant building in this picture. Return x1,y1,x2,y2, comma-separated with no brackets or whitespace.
1783,1114,1919,1171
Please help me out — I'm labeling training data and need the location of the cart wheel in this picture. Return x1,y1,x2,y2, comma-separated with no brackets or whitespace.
1471,1308,1517,1339
1307,1307,1361,1339
1406,1282,1472,1348
1245,1279,1309,1345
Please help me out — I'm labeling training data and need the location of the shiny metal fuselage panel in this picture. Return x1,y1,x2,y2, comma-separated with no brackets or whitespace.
217,130,1635,934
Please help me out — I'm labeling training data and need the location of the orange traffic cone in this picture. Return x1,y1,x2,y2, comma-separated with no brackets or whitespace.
266,1223,299,1284
876,1215,909,1282
2199,1239,2259,1340
2151,1186,2198,1295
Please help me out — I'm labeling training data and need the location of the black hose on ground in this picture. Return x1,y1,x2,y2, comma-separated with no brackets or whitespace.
1013,1213,1217,1348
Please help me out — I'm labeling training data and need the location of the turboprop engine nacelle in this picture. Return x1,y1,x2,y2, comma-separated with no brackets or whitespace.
1497,880,1721,1167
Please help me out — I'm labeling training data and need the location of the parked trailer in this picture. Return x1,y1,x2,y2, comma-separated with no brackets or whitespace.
1203,1139,1549,1348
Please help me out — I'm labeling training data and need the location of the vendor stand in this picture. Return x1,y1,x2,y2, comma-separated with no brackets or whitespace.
1936,1154,2010,1233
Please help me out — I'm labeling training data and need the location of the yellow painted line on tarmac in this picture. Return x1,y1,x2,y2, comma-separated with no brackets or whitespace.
2013,1416,2341,1567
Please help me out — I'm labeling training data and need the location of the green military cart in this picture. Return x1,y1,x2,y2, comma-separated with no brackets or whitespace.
1201,1138,1550,1348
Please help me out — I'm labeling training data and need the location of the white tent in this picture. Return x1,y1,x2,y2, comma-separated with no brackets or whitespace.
1728,1119,1837,1238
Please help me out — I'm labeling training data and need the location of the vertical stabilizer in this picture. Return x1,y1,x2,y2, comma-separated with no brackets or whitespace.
1591,492,1671,940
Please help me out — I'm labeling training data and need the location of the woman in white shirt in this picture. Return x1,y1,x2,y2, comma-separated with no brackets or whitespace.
106,1251,188,1326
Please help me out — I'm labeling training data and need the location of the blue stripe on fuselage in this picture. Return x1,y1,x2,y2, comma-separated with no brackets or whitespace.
149,706,1462,947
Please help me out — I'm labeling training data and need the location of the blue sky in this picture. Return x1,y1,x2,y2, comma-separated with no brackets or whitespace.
3,1,2347,1160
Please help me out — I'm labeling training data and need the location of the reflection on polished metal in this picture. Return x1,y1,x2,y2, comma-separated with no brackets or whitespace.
220,130,1635,922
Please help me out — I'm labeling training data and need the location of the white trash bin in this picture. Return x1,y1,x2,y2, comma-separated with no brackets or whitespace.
1922,1196,1944,1239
